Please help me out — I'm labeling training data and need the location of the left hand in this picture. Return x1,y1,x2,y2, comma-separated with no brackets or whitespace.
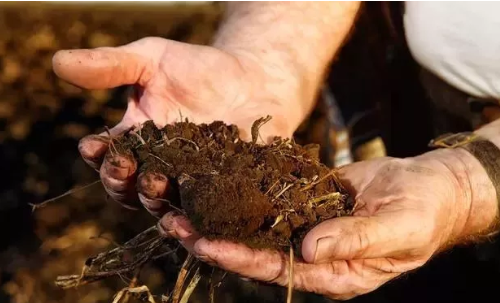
53,37,300,213
159,149,497,300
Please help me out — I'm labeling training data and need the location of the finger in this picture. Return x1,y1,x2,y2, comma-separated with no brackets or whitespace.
302,212,421,263
100,152,139,209
194,238,289,284
157,213,203,256
52,47,153,90
78,121,132,171
159,213,397,298
137,172,170,217
336,158,389,193
52,38,176,90
193,239,392,299
79,135,110,171
158,212,198,240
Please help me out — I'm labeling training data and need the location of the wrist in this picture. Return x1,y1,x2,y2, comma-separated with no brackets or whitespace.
417,148,498,245
214,43,313,133
211,1,360,133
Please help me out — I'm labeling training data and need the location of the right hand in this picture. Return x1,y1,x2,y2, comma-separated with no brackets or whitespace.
52,37,302,216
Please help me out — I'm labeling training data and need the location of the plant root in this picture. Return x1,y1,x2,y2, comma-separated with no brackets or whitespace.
287,246,294,303
171,253,198,303
29,180,101,212
55,226,170,289
180,265,201,303
112,285,157,303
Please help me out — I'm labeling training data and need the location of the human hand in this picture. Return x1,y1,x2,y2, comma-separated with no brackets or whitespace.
53,37,304,213
159,149,497,300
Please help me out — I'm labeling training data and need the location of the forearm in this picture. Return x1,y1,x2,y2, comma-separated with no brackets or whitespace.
213,1,361,129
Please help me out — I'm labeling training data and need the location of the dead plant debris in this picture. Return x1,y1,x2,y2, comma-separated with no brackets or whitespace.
52,116,354,302
116,117,354,251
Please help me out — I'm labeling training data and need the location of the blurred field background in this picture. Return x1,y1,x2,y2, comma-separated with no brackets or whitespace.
0,2,339,303
2,2,500,303
0,2,219,303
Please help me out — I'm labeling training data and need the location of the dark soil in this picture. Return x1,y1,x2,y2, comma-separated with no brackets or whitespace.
115,117,354,251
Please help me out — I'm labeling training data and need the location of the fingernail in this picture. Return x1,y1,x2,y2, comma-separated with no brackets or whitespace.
78,136,109,169
104,155,136,180
314,237,334,263
157,221,171,238
175,221,193,239
159,214,192,239
138,172,168,199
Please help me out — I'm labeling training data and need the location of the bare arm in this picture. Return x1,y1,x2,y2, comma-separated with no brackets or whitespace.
213,1,361,131
416,119,500,245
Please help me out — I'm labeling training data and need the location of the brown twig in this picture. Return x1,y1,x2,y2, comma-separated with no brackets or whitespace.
178,109,184,123
55,226,168,289
287,246,294,303
180,265,201,303
208,268,226,303
161,136,200,151
209,268,216,303
271,214,285,229
105,126,119,157
171,253,196,303
112,285,157,303
300,170,336,192
121,269,140,303
148,153,173,167
29,180,101,212
251,115,272,144
130,130,146,146
308,192,343,208
275,183,293,199
55,237,165,289
264,179,280,195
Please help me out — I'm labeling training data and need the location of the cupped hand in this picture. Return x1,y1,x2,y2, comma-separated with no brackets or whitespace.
53,37,298,213
159,153,488,300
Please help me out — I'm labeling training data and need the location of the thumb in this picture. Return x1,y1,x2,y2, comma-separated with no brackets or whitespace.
52,37,166,89
302,213,414,263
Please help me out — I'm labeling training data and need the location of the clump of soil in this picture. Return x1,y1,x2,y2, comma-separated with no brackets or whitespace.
115,117,354,251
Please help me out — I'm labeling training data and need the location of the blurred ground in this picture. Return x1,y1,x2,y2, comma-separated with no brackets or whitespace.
0,2,220,303
0,3,337,303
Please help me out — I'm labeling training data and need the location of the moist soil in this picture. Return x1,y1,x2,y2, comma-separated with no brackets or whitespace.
115,117,354,252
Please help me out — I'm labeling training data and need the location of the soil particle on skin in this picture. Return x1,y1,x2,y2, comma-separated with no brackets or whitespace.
115,117,354,252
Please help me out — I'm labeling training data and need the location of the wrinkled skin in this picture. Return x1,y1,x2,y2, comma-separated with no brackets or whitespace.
158,156,470,300
53,37,295,214
53,37,493,300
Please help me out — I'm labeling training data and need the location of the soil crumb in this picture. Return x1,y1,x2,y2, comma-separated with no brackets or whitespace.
115,117,354,252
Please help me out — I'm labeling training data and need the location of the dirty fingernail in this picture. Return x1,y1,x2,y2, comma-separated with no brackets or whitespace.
157,220,173,238
159,213,192,239
138,172,168,198
103,154,137,180
79,135,109,169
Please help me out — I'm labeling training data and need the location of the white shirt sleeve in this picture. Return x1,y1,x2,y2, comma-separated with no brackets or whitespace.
404,2,500,100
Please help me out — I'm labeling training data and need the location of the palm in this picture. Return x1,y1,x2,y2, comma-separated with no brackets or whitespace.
79,37,293,140
159,157,460,300
54,37,466,300
53,37,294,211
